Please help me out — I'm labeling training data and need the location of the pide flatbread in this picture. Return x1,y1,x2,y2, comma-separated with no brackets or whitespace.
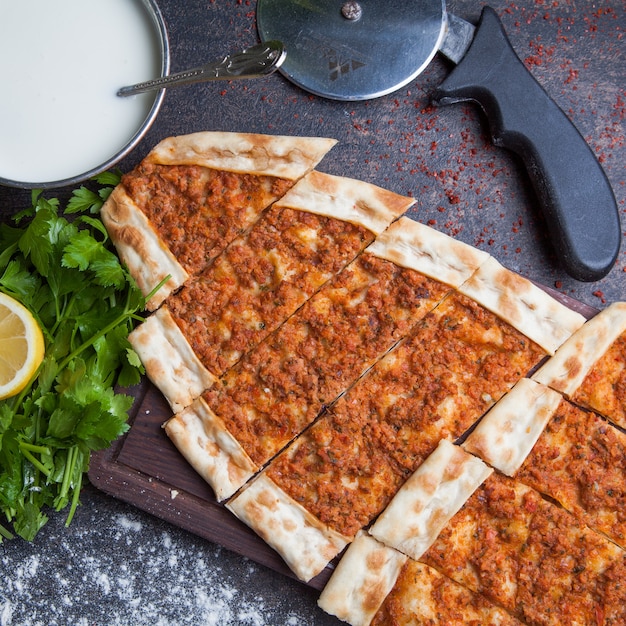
225,473,350,583
420,472,626,625
532,301,626,428
99,130,626,623
318,532,522,626
102,132,337,310
458,256,586,355
370,439,492,561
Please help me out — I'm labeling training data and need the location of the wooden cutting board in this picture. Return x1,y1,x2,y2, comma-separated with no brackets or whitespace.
88,283,598,592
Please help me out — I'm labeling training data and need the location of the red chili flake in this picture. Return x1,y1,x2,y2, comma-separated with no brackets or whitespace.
593,290,607,304
555,280,563,289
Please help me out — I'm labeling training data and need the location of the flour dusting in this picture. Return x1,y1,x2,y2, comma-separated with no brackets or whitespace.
0,488,338,625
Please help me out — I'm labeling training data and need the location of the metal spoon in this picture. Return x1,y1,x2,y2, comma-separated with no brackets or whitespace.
118,40,285,97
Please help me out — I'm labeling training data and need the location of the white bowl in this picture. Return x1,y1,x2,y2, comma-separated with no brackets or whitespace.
0,0,169,189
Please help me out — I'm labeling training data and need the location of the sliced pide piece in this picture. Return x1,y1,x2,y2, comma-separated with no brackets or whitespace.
318,532,522,626
466,377,626,549
370,440,492,561
128,307,216,414
101,132,337,309
225,473,351,583
163,218,486,498
401,289,549,406
164,171,414,378
420,472,626,625
515,394,626,552
317,532,407,626
458,256,586,355
532,301,626,428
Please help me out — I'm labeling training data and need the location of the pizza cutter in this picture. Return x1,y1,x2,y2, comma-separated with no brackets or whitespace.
257,0,621,282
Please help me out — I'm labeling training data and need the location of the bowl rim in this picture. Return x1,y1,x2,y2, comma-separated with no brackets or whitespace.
0,0,171,190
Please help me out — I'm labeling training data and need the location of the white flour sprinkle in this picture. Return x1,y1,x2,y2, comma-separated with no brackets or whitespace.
116,513,143,532
0,489,338,625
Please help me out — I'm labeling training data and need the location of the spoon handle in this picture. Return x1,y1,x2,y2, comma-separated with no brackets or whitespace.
118,40,285,96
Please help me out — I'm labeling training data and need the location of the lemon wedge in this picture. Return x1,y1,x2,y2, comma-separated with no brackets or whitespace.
0,292,45,400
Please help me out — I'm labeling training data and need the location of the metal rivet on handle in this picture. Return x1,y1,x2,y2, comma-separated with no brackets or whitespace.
341,1,362,21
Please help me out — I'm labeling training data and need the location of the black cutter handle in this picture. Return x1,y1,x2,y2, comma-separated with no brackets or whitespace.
433,6,620,281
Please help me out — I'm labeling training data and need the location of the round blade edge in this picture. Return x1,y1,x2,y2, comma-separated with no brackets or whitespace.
257,0,446,101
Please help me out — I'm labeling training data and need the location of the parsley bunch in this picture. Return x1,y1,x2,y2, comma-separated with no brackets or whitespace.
0,173,149,541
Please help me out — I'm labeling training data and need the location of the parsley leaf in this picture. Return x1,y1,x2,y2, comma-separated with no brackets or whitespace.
0,175,147,541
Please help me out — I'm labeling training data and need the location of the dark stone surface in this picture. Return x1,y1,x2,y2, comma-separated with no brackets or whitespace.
1,1,624,623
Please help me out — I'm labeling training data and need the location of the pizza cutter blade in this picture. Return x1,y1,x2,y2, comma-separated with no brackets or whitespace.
257,0,621,282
